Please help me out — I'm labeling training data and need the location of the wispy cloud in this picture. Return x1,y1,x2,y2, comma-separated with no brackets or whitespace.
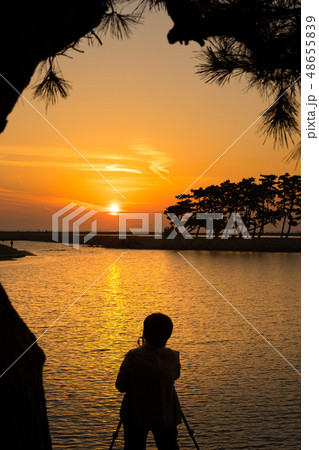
0,186,58,208
134,146,173,183
105,164,142,174
0,159,85,169
0,187,15,193
0,143,173,187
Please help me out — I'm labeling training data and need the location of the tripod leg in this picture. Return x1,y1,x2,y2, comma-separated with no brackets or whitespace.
109,419,122,450
181,410,200,450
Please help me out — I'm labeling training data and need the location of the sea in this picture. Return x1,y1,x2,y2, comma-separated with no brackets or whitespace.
0,241,300,449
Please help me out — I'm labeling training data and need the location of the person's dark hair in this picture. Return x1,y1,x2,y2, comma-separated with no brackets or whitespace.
142,313,173,347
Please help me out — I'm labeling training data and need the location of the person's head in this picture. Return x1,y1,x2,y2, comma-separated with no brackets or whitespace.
142,313,173,347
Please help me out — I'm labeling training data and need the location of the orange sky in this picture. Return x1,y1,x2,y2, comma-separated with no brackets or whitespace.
0,9,300,231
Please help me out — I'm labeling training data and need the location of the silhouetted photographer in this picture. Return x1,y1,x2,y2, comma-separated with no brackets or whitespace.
116,313,181,449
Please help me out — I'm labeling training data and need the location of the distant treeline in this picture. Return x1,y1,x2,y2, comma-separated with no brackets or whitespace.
164,174,301,238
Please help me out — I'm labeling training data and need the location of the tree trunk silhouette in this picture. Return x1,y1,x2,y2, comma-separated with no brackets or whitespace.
281,214,287,238
251,222,257,238
0,1,105,132
0,283,52,449
286,221,292,238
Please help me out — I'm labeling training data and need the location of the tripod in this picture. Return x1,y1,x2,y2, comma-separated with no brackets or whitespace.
108,410,200,449
109,418,122,450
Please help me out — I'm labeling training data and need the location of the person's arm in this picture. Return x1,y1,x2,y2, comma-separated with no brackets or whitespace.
115,353,131,393
174,351,181,380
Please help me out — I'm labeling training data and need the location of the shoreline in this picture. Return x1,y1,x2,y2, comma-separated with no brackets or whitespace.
0,243,35,261
88,236,301,252
0,232,301,253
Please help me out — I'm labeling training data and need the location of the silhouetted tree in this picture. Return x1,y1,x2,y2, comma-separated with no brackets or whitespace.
255,174,280,238
277,173,301,237
164,194,197,236
1,0,300,146
192,185,228,237
164,173,301,238
236,177,260,238
195,0,300,147
277,173,291,237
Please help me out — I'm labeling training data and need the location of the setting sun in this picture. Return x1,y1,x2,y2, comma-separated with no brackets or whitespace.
108,204,120,214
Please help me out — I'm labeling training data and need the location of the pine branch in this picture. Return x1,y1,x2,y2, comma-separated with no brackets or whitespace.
32,65,71,110
98,11,141,39
258,89,300,147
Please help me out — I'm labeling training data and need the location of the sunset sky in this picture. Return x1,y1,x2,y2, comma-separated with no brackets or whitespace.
0,9,300,231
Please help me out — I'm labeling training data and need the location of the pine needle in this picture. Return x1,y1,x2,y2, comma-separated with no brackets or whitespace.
98,11,140,39
33,68,71,110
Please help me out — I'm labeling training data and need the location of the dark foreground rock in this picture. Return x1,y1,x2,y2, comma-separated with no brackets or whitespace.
0,284,52,449
0,243,34,260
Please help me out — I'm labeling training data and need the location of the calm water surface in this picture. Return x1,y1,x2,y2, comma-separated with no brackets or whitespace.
0,241,300,449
